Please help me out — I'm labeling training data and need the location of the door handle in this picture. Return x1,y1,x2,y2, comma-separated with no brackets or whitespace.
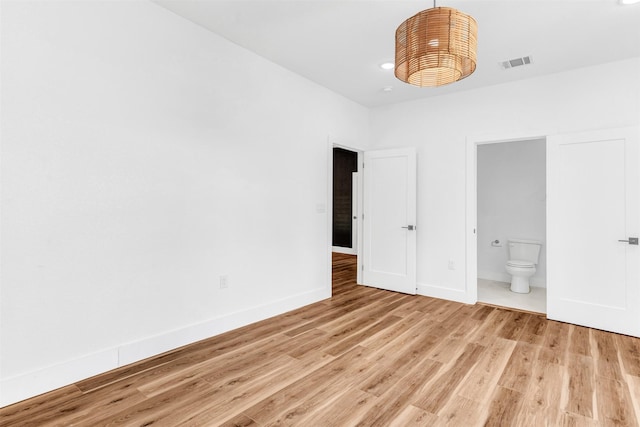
618,237,639,245
401,225,415,231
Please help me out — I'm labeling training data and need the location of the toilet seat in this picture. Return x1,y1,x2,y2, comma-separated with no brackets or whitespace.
506,259,534,268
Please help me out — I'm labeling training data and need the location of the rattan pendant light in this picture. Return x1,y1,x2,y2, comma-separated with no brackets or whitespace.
395,2,477,87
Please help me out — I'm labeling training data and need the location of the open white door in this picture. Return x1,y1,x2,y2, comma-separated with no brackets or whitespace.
362,148,417,295
547,127,640,336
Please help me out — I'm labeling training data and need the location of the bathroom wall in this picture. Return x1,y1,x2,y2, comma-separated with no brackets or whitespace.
477,139,547,287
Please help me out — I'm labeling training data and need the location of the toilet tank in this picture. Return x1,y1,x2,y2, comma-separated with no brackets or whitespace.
508,239,542,264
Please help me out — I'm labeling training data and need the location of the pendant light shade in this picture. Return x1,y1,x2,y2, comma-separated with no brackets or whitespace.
395,7,477,87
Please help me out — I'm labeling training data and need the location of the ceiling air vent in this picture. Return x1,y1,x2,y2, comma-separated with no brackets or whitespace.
499,55,533,70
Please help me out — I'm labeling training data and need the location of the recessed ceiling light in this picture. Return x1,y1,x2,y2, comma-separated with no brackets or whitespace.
380,62,394,70
382,86,394,92
619,0,640,4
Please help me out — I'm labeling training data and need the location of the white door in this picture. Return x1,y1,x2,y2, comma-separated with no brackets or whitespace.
547,127,639,336
362,148,417,295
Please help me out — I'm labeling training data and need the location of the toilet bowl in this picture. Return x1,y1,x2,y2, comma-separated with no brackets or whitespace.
505,239,542,294
505,260,536,293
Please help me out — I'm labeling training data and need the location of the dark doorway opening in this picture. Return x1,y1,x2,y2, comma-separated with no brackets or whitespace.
332,147,358,249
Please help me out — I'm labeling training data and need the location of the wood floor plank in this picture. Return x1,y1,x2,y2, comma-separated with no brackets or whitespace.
457,337,516,404
354,358,442,426
435,395,485,427
442,304,485,341
412,342,486,414
592,328,624,381
569,324,592,357
518,313,548,346
359,323,443,397
428,337,466,365
388,294,436,317
616,334,640,377
566,353,595,418
388,405,439,427
497,341,539,393
218,413,258,427
94,377,214,426
284,328,329,359
39,382,148,426
283,299,372,338
242,345,372,425
0,385,83,426
471,305,494,321
358,311,428,351
426,299,465,322
515,358,565,426
291,388,378,427
624,374,640,427
496,311,531,341
317,291,404,334
596,375,638,426
323,314,404,357
560,412,600,427
540,320,571,365
3,252,640,427
172,353,334,426
468,308,513,347
255,357,378,427
482,386,524,427
365,315,444,364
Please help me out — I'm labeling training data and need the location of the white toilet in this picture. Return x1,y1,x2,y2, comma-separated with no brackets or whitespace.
505,238,542,294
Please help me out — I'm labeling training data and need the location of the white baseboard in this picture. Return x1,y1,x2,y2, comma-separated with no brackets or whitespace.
478,270,546,288
417,282,475,304
0,287,329,407
0,348,119,408
332,246,356,255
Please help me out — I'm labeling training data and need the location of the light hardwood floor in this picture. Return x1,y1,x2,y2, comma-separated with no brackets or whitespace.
2,253,640,426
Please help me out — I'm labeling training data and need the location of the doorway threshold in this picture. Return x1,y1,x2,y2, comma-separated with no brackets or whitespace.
477,279,546,314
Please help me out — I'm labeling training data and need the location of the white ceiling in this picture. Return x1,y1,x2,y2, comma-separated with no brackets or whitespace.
153,0,640,108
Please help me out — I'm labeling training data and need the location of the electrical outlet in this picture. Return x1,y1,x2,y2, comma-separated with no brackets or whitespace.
219,275,229,289
448,260,455,270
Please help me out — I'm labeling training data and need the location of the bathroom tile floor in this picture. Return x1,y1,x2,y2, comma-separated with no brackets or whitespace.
477,278,546,314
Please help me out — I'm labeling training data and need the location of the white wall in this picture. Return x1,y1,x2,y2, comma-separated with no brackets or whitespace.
0,0,369,405
477,139,546,287
370,57,640,302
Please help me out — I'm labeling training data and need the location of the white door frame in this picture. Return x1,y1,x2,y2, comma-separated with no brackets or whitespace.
327,138,364,291
465,131,549,305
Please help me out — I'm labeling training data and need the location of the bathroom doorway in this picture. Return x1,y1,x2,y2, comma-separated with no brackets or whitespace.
476,139,547,313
